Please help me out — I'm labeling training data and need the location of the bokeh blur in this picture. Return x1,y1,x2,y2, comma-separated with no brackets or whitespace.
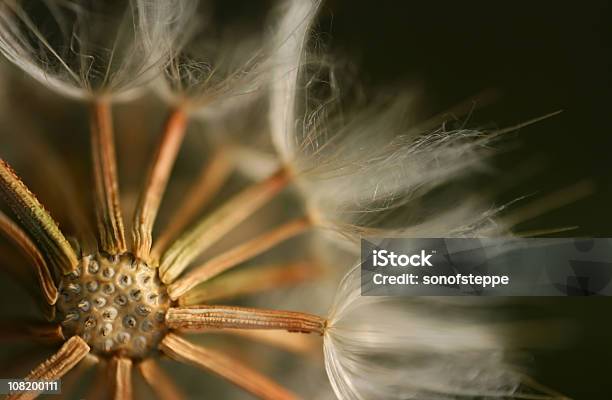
323,1,611,398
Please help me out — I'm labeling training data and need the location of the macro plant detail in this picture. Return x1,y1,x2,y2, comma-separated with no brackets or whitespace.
0,0,573,399
56,253,170,358
0,121,325,399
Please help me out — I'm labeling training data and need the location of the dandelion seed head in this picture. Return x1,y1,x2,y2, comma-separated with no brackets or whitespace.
0,1,562,398
57,252,169,358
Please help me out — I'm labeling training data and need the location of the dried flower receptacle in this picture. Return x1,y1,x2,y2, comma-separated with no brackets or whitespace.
57,253,170,358
0,121,321,399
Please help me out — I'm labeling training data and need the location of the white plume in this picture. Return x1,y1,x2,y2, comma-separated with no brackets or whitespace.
269,0,322,158
266,2,507,246
0,0,190,100
152,0,321,120
281,93,508,245
323,265,524,399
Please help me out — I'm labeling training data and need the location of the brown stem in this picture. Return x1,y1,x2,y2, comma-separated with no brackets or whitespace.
0,347,43,377
109,357,132,400
7,336,90,400
152,149,231,260
502,181,593,228
159,167,291,284
0,211,58,304
90,100,126,255
160,333,297,400
84,362,108,400
519,373,571,400
138,358,185,400
0,159,78,275
59,354,99,399
166,305,326,335
22,127,95,249
178,261,319,305
168,217,310,299
0,242,51,312
207,329,320,355
0,320,64,344
132,109,188,261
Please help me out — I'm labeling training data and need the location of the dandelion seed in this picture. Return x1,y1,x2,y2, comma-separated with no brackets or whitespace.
323,266,521,399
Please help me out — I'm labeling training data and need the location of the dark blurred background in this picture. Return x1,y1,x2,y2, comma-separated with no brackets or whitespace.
324,1,611,398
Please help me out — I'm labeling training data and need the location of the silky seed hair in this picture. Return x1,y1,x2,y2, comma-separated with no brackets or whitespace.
0,0,565,399
267,8,509,255
0,0,191,100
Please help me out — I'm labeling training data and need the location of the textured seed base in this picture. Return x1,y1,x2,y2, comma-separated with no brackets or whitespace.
57,253,169,358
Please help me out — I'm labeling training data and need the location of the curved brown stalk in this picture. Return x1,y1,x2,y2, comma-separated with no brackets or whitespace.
0,243,48,307
168,217,311,299
159,167,291,284
20,126,95,249
0,347,47,378
0,211,58,304
83,362,108,400
502,181,593,228
132,109,188,261
109,357,133,400
160,333,297,400
0,159,78,274
7,336,90,400
90,100,126,255
178,261,319,305
152,149,232,260
166,305,326,335
204,329,320,355
138,358,185,400
59,354,99,399
516,373,570,400
0,320,64,344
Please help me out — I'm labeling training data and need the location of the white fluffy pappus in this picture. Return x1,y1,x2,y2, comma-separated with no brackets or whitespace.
322,265,560,400
0,0,190,100
189,0,324,180
269,0,322,155
151,0,322,120
267,3,508,249
272,89,509,248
